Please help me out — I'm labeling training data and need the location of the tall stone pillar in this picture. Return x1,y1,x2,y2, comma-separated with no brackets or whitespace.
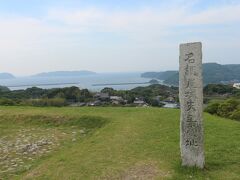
179,42,205,169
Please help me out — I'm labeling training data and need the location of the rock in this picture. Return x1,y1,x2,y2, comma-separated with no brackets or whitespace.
79,130,85,134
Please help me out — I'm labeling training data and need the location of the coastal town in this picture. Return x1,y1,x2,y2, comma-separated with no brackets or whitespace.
70,92,179,108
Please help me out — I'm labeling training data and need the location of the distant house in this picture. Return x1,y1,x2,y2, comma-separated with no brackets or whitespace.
135,97,144,101
133,100,147,106
110,96,123,101
112,100,120,105
163,103,179,109
87,100,101,106
233,83,240,89
69,102,86,107
159,100,179,109
164,96,175,103
94,93,110,101
110,96,124,105
154,95,162,102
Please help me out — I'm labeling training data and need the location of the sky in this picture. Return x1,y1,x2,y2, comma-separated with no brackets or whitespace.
0,0,240,76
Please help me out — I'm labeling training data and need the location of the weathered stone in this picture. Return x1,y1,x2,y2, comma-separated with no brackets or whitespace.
179,42,205,168
79,129,85,134
12,164,18,167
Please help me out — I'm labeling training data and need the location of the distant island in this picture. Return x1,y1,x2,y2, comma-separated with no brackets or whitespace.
32,70,97,77
0,73,15,80
149,79,159,84
142,63,240,86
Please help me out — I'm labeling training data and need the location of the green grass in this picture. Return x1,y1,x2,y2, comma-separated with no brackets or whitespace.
0,106,239,179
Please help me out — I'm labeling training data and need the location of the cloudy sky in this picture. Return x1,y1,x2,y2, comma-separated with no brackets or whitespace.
0,0,239,76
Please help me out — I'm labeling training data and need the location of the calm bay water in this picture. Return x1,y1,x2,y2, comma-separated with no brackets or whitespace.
0,73,154,92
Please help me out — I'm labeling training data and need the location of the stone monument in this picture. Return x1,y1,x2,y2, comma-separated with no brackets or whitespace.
179,42,205,169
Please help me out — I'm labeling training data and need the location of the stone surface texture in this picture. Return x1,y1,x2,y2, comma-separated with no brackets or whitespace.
179,42,205,168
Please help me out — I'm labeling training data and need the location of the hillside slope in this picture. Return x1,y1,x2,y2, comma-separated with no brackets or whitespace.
142,63,240,85
0,107,239,179
0,85,10,92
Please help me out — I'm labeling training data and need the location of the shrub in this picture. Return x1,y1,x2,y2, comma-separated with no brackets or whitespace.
204,102,219,114
230,109,240,121
205,99,240,121
26,98,66,107
0,98,16,106
217,102,235,118
47,98,66,107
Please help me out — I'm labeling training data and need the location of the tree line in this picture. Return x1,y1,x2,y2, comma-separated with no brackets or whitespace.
0,84,239,121
0,85,178,107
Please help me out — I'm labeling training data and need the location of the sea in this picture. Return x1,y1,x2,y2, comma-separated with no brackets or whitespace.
0,72,157,92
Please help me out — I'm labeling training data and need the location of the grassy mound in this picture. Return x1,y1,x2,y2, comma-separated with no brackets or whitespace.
0,106,239,179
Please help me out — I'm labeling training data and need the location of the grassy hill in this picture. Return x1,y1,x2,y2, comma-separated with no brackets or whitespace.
0,107,239,179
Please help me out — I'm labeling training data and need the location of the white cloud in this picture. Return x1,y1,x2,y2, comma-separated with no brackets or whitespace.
1,3,240,44
46,7,185,32
184,4,240,25
46,3,240,31
0,2,240,75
